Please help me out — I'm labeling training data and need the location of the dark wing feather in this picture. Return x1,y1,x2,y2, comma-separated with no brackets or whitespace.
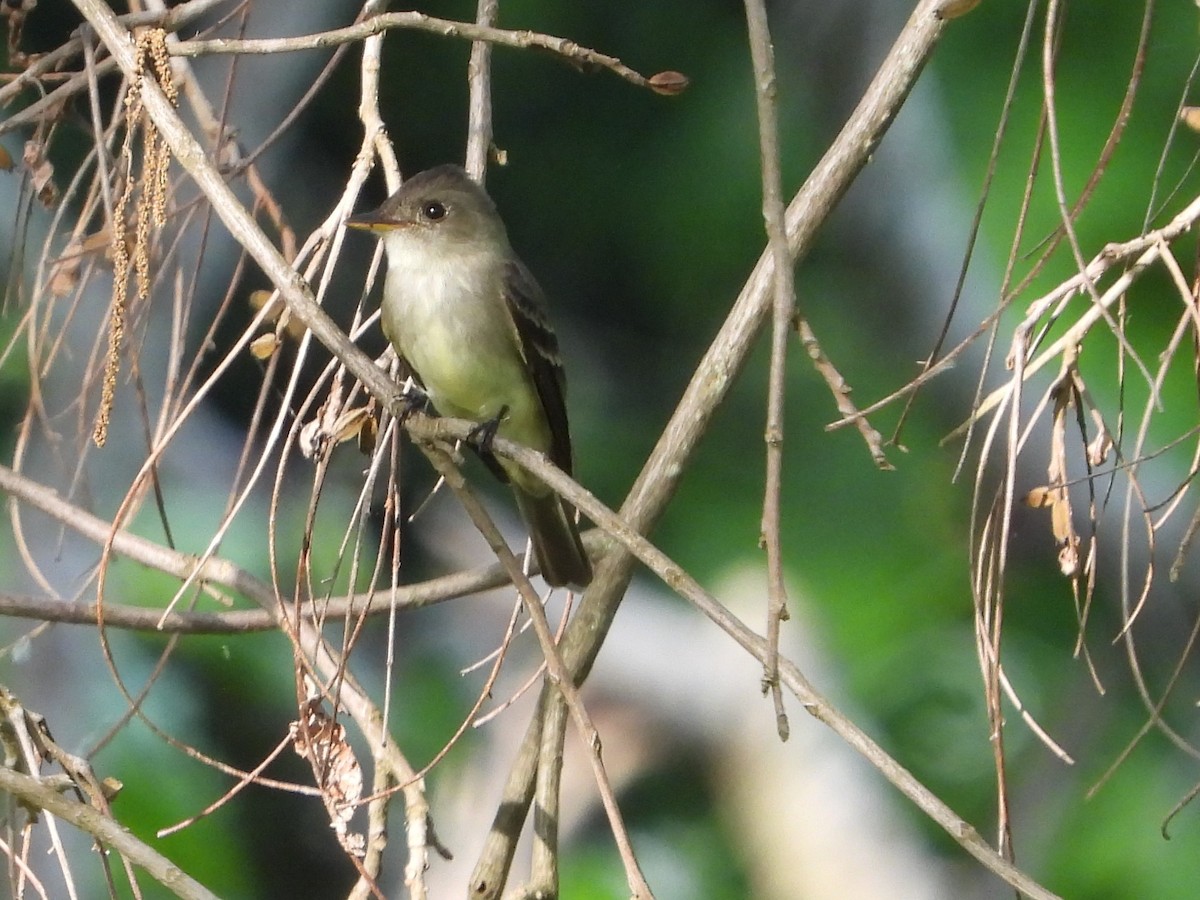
503,259,574,476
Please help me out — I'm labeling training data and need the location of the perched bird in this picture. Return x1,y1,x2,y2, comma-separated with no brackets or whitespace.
346,165,592,588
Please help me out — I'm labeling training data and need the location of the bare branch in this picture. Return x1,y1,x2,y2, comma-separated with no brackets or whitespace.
170,11,678,95
0,765,220,900
464,0,498,179
742,0,795,743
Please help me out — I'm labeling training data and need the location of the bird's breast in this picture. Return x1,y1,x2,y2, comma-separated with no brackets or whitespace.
380,253,542,441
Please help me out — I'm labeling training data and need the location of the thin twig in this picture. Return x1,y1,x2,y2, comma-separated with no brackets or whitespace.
0,549,595,632
170,11,668,93
0,0,231,136
942,213,1200,446
743,0,795,743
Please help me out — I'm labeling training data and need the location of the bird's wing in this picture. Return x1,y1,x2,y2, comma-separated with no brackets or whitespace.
503,259,574,476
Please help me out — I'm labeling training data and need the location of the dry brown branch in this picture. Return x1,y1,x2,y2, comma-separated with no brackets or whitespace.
0,763,219,900
945,197,1200,445
167,10,685,96
0,0,230,136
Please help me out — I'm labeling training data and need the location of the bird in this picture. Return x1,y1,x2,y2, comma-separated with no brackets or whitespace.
346,165,592,588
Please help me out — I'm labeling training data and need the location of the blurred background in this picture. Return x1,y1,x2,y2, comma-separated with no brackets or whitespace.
4,0,1200,897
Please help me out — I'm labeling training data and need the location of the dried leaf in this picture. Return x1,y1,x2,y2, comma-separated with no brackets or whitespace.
1050,493,1072,544
248,289,280,320
648,71,689,96
1087,429,1113,467
291,694,365,859
22,139,58,207
249,333,278,359
46,229,123,296
1058,537,1081,578
249,289,306,341
80,226,115,257
1025,486,1054,508
936,0,982,19
46,240,81,297
0,144,12,172
48,264,77,297
357,413,378,456
300,404,375,459
328,407,372,447
1,1,38,68
299,417,324,460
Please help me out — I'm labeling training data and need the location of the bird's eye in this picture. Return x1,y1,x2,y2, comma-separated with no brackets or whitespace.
421,201,447,221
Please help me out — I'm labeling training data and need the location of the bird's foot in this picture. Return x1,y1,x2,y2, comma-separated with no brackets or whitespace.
467,405,509,455
396,382,431,423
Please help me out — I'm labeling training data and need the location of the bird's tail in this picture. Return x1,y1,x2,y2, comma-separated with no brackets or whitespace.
514,489,592,588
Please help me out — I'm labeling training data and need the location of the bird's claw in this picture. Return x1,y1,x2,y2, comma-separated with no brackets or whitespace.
394,381,432,423
467,405,509,454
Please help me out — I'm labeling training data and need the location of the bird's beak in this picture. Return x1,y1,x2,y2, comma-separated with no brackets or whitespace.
345,209,398,233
